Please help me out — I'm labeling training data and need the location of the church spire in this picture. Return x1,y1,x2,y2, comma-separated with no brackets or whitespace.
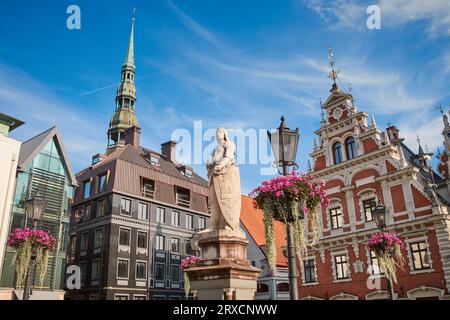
124,9,135,68
106,11,139,154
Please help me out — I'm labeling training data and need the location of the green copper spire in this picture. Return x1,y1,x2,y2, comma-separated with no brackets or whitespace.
123,10,135,68
107,11,139,154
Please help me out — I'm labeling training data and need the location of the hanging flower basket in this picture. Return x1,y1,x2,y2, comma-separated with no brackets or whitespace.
181,256,201,298
8,228,57,288
250,172,329,270
367,231,404,283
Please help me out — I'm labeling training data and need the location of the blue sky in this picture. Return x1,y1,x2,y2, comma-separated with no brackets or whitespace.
0,0,449,194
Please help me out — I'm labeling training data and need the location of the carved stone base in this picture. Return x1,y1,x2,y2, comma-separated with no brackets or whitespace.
186,230,260,300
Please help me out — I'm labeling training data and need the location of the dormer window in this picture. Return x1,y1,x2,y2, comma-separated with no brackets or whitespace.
180,166,193,177
144,153,160,167
141,178,155,199
175,187,190,208
333,142,343,164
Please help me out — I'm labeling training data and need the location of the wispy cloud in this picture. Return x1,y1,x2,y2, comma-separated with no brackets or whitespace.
167,0,223,48
302,0,450,36
0,63,105,171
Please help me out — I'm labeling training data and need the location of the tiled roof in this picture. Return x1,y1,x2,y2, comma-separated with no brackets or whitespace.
240,195,288,267
81,144,208,188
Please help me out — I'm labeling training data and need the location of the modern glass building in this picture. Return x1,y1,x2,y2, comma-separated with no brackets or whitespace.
0,127,77,299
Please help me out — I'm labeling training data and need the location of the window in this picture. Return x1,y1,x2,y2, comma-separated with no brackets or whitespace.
70,236,76,253
410,241,430,270
363,198,377,222
138,203,149,220
370,251,384,275
80,232,89,251
119,228,130,247
96,199,106,217
117,259,129,279
171,265,180,281
329,207,343,229
136,261,147,280
156,235,165,251
98,174,107,193
257,284,269,293
155,263,165,280
176,187,190,208
345,137,357,160
82,205,91,221
277,283,289,292
133,295,146,300
156,207,166,224
137,231,148,249
114,294,129,300
199,217,206,230
120,198,132,216
186,214,193,229
333,142,343,164
92,259,101,280
171,211,180,227
171,238,180,253
304,259,316,283
185,240,194,256
141,179,155,199
80,262,87,282
334,254,349,279
94,229,103,248
83,180,91,199
150,156,160,166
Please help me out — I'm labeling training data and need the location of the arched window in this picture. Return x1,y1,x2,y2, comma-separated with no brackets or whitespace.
277,283,290,292
333,142,343,164
345,137,357,160
257,283,269,293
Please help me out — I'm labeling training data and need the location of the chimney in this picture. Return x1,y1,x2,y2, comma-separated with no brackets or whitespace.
161,140,177,162
124,126,141,149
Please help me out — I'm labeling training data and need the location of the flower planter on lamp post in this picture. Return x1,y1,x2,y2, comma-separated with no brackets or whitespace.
250,116,329,301
369,201,404,300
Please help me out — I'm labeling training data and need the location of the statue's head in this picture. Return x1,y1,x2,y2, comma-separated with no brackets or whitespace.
216,127,228,144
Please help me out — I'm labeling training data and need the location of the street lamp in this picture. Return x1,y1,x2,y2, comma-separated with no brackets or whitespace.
372,202,387,232
22,192,46,301
372,201,394,300
267,115,300,301
189,228,200,255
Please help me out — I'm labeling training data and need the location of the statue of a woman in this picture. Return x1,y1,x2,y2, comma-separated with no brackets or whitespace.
206,128,241,232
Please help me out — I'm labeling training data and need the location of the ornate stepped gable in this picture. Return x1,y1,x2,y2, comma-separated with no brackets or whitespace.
299,48,450,300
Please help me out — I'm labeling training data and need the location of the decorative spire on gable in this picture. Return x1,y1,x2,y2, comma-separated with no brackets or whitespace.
328,46,340,92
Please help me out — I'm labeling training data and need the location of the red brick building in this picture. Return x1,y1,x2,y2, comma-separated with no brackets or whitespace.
301,78,450,299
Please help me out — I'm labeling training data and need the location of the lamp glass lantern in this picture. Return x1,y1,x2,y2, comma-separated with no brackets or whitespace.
267,116,299,167
25,193,46,221
372,202,387,231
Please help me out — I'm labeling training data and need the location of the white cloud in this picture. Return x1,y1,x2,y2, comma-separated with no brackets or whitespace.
399,115,444,153
0,64,105,171
302,0,450,36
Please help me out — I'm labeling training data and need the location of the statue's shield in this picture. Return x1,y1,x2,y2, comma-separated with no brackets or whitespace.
213,166,241,229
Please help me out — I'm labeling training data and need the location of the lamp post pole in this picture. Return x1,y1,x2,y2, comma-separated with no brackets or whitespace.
21,193,46,301
267,116,300,300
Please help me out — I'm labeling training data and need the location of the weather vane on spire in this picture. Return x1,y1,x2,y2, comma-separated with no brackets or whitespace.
132,8,136,21
436,103,444,115
327,46,340,86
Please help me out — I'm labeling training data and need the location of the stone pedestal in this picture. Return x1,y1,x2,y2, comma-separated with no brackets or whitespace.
186,230,260,300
